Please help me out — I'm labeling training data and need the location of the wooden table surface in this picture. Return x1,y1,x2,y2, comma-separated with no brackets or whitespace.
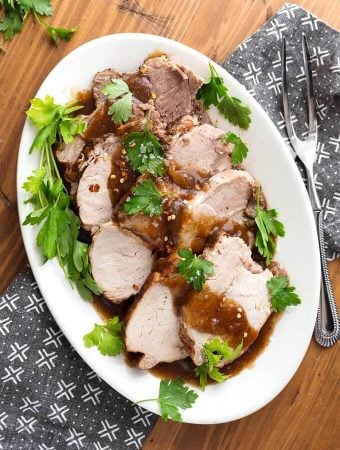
0,0,339,448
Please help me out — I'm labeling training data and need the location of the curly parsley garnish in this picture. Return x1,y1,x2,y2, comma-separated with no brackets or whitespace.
83,317,125,356
267,276,301,312
124,124,165,177
195,338,242,390
196,62,251,129
177,248,214,292
255,188,285,265
222,131,249,165
123,179,163,216
137,379,198,422
22,95,101,300
102,79,132,124
0,0,78,44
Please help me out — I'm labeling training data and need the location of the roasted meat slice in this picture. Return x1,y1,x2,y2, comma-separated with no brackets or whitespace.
180,235,273,366
92,68,122,105
167,124,232,187
125,271,187,369
175,169,255,250
117,212,166,250
90,222,155,303
127,56,203,126
77,134,121,230
55,103,114,187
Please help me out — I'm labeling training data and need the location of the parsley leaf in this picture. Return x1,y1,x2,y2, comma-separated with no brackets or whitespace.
124,128,165,176
267,276,301,312
137,379,198,422
0,7,23,40
83,317,125,356
194,338,242,390
222,131,249,165
218,95,251,130
20,0,53,16
23,96,100,300
22,167,46,195
177,248,214,291
255,189,285,265
44,23,79,44
123,179,163,216
102,79,132,124
0,0,78,43
196,62,251,129
196,62,227,108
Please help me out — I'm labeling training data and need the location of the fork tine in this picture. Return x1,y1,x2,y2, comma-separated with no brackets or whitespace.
281,37,298,150
302,34,317,141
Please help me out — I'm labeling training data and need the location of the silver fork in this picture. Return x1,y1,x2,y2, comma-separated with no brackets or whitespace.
281,35,340,347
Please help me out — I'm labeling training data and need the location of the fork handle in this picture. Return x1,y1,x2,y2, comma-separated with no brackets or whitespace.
313,210,340,347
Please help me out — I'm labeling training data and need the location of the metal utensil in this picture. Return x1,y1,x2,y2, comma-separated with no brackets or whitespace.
281,35,340,347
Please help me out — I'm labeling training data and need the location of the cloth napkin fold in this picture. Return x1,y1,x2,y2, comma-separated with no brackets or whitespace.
0,3,339,450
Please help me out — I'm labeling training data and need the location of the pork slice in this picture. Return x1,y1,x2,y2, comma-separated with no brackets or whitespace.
125,272,187,369
90,222,155,303
55,103,112,188
167,124,232,186
77,134,121,231
133,56,203,125
180,235,273,366
117,212,166,250
92,68,122,105
177,169,255,250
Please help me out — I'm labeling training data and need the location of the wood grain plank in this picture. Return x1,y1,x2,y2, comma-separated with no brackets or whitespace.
0,196,26,293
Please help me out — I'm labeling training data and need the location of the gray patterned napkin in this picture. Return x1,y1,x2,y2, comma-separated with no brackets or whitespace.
223,2,340,260
0,267,157,450
0,4,339,450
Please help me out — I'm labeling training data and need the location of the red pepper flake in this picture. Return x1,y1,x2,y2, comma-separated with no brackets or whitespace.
89,184,100,192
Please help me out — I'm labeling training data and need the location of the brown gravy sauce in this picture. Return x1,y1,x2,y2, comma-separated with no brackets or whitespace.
150,312,281,386
181,289,257,348
77,88,280,387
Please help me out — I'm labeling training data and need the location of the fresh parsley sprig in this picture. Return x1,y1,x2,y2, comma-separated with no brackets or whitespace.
102,79,133,124
123,179,164,216
196,62,251,129
222,131,249,165
137,379,198,422
267,276,301,312
177,248,214,292
0,0,79,44
254,187,285,265
195,338,242,390
23,95,101,300
83,317,125,356
124,118,165,177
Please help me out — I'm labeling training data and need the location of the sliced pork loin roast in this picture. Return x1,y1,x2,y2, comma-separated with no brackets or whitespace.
125,270,188,369
176,169,255,250
180,235,273,367
117,212,166,250
90,222,155,303
92,68,122,105
77,134,121,230
127,56,203,126
116,177,180,250
55,103,114,187
167,124,232,188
